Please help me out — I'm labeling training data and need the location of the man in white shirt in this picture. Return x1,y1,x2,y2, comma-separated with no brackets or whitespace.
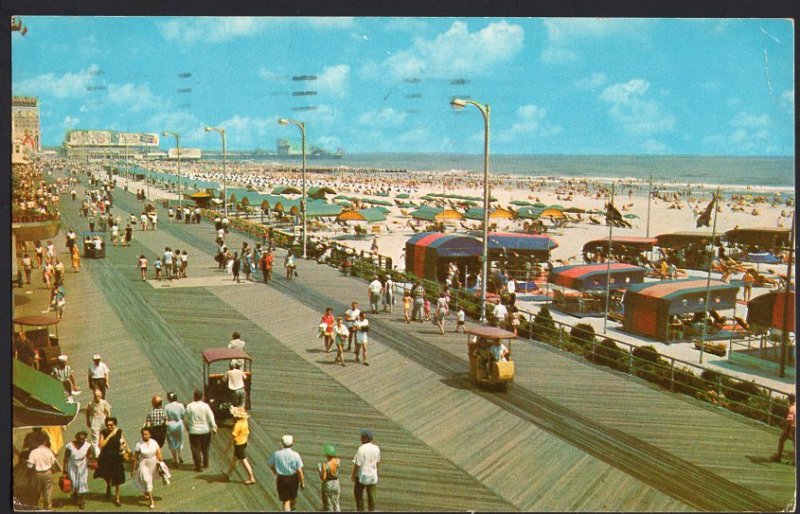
353,312,370,366
87,354,110,399
27,435,59,510
367,276,383,314
162,247,174,280
492,302,508,329
184,390,217,471
224,362,246,407
345,302,360,352
228,331,246,367
351,429,380,512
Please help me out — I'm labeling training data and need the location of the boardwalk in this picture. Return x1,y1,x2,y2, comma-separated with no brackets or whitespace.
13,177,795,512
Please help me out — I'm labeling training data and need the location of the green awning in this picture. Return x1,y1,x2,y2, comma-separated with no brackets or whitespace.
14,360,80,428
305,202,343,218
308,186,336,199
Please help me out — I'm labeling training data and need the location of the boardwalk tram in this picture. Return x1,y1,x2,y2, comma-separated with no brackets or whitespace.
465,326,516,390
202,348,252,419
81,231,106,259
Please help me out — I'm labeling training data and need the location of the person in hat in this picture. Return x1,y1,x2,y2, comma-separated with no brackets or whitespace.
87,354,110,399
351,430,380,512
318,444,341,511
86,388,112,455
51,355,80,402
268,434,305,511
222,406,255,485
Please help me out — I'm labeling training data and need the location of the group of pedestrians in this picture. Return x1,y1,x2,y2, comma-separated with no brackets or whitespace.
137,247,189,282
320,302,371,367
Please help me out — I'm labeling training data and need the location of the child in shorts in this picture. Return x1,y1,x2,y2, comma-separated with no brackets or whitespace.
456,307,466,333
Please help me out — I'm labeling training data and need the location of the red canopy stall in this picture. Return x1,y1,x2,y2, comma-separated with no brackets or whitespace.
747,291,795,332
548,263,646,317
405,232,482,283
623,279,739,341
582,236,657,265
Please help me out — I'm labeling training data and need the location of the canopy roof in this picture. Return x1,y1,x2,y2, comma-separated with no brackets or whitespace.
747,291,795,331
406,232,482,257
14,360,80,428
486,232,559,252
271,186,302,195
463,207,515,221
202,348,252,364
724,227,791,247
744,252,783,264
187,190,213,199
308,186,336,198
583,236,657,252
410,206,464,222
14,315,60,327
305,202,343,218
625,278,739,314
549,263,646,291
337,208,386,223
655,231,722,247
465,326,517,340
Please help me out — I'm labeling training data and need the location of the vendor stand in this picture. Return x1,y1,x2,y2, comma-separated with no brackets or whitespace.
548,263,645,318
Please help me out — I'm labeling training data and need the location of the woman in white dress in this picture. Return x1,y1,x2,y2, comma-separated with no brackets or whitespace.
62,431,93,510
131,427,163,509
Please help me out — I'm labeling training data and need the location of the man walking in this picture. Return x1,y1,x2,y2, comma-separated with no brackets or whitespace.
411,282,425,322
85,388,111,455
345,302,360,352
143,395,168,448
268,435,306,512
27,433,60,510
87,354,110,399
367,276,382,314
162,247,174,280
259,249,274,284
352,429,380,512
184,390,217,471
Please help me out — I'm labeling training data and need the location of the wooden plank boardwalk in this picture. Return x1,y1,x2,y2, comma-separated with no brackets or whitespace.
13,177,795,512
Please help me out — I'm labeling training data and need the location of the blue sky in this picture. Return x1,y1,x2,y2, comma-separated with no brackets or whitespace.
11,17,795,155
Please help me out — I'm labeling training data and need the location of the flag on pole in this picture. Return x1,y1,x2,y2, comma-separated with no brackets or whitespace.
696,194,717,228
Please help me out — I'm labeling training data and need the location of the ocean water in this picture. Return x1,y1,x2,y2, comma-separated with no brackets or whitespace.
229,153,795,193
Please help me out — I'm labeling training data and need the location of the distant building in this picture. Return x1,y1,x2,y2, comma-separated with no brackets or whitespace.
12,96,41,153
64,130,160,161
167,147,202,160
277,138,302,156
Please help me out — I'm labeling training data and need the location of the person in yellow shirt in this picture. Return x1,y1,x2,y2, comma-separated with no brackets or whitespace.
222,407,255,484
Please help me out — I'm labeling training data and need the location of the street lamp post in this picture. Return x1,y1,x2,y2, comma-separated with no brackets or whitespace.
162,131,182,208
204,126,228,217
278,118,307,259
451,98,491,324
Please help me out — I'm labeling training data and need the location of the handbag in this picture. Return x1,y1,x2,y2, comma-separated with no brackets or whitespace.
120,440,132,463
58,475,72,493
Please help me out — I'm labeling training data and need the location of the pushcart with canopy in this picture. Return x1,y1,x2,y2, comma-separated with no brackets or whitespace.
202,348,252,419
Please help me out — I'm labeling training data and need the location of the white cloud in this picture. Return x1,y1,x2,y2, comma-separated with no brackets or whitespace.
730,112,770,128
160,17,355,45
160,17,267,45
305,17,355,29
641,138,669,154
703,110,774,154
316,65,350,97
107,83,160,112
497,104,562,143
365,20,524,80
540,18,649,64
258,68,288,82
357,108,408,127
13,64,100,99
148,110,205,143
599,79,675,136
540,47,577,64
575,72,608,90
781,88,794,113
384,18,430,33
62,116,80,129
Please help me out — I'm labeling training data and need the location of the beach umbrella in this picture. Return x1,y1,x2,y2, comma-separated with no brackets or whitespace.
396,193,410,199
510,200,533,206
532,202,548,208
563,206,585,213
623,213,639,219
540,208,565,219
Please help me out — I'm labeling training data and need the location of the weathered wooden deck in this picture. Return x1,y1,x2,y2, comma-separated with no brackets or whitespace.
12,178,795,512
